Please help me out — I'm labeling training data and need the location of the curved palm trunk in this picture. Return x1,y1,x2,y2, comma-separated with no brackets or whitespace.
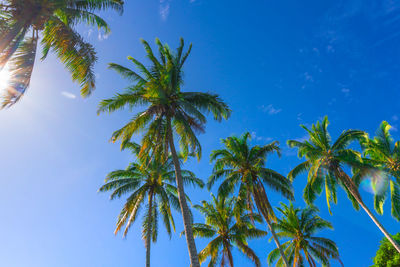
336,167,400,254
265,216,289,267
167,128,200,267
145,191,153,267
252,186,289,267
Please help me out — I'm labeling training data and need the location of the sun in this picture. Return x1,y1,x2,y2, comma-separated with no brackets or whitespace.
0,67,11,89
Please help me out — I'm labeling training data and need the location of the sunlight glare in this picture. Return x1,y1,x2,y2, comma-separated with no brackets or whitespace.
0,67,11,90
360,170,388,195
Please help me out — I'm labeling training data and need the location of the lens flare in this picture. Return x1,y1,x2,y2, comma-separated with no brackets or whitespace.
0,67,11,90
360,170,388,195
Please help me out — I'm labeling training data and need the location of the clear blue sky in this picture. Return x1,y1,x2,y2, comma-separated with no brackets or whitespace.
1,0,400,266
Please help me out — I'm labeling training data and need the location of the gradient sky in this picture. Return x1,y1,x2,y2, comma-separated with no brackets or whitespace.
1,0,400,266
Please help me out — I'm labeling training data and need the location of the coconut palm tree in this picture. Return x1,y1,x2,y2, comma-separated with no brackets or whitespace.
98,142,204,267
360,121,400,221
97,38,231,267
267,203,342,267
0,0,124,107
287,116,400,253
188,194,266,267
207,132,294,267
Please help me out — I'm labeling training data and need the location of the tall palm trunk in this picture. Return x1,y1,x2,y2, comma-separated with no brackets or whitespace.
224,241,234,267
336,167,400,253
145,191,153,267
167,125,200,267
252,187,289,267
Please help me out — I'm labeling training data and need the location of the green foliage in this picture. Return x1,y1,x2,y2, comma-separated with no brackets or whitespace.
267,203,342,267
0,0,124,107
208,132,293,266
98,38,231,161
361,121,400,221
372,233,400,267
188,194,267,267
287,116,367,213
99,38,230,267
99,142,203,241
208,132,294,221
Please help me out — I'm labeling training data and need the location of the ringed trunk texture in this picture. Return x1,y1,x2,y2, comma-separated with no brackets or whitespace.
336,167,400,254
145,192,153,267
167,129,200,267
252,187,289,267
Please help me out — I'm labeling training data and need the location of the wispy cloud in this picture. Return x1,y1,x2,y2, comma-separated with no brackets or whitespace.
61,91,76,99
297,112,303,121
303,72,314,82
86,29,93,38
251,131,273,142
341,87,350,95
259,104,282,115
98,32,110,41
159,0,170,21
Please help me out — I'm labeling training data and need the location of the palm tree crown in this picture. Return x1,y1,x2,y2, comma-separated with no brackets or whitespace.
288,116,400,253
267,203,342,267
98,38,231,267
287,116,366,212
98,38,231,160
99,142,203,267
190,194,267,267
361,121,400,221
208,132,294,217
208,132,294,267
0,0,124,107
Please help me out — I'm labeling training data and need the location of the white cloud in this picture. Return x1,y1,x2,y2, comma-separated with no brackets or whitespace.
297,112,303,121
304,72,314,82
251,131,273,142
159,0,170,21
341,88,350,93
61,91,76,99
86,29,93,38
98,31,110,41
259,104,282,115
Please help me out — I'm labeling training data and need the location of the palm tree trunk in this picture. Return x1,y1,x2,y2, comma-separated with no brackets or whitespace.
252,188,289,267
358,199,400,252
224,242,234,267
145,191,153,267
337,168,400,254
167,127,200,267
265,216,289,267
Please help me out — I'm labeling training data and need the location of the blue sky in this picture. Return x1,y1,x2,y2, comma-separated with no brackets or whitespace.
1,0,400,266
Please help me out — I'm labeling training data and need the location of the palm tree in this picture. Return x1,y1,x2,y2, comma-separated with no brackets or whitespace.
208,132,294,267
267,203,342,267
97,38,231,267
98,142,204,267
360,121,400,221
287,116,400,253
188,194,266,267
0,0,124,107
